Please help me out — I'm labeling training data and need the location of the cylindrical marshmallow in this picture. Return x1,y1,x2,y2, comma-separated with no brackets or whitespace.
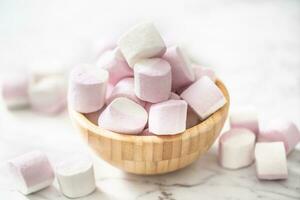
68,65,108,113
162,45,195,91
144,92,180,113
149,100,187,135
134,58,171,103
219,128,256,169
8,151,54,195
106,77,145,107
180,77,226,120
118,22,166,67
193,64,216,82
99,97,148,134
56,156,96,198
97,48,133,85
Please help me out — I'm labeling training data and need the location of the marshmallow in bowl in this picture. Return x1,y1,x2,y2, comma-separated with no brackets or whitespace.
56,156,96,198
118,22,166,67
141,128,155,136
97,48,133,85
193,64,216,82
99,97,148,134
186,107,200,129
134,58,172,103
8,151,54,195
162,45,195,91
180,77,226,120
144,92,180,113
218,128,255,169
149,100,187,135
68,65,108,113
255,142,288,180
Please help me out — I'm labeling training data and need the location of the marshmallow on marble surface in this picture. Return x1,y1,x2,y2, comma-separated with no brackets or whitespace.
193,64,216,82
255,142,288,180
230,106,259,135
180,77,226,120
106,78,145,107
97,47,133,85
56,156,96,198
258,120,300,154
149,100,187,135
68,65,108,113
118,22,166,67
134,58,171,103
8,151,54,195
99,97,148,134
162,45,195,91
218,128,255,169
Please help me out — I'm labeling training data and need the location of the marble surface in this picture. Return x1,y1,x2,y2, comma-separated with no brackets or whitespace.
0,0,300,199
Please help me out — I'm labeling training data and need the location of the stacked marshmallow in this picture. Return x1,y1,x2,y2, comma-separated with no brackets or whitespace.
69,22,225,135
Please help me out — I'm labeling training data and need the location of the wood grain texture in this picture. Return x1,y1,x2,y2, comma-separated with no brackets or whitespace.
69,80,230,175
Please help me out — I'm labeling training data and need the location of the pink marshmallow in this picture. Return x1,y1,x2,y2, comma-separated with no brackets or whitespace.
162,45,195,91
144,92,181,113
218,128,255,169
193,64,216,82
255,142,288,180
180,77,226,120
8,151,54,195
186,106,200,129
84,106,106,125
149,100,187,135
97,48,133,85
258,120,300,154
106,78,145,107
68,65,108,113
134,58,172,103
99,97,148,134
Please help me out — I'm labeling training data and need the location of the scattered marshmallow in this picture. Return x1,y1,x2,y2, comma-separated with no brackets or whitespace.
69,65,108,113
56,156,96,198
162,45,195,91
106,78,145,107
118,22,166,67
255,142,288,180
180,77,226,120
99,97,148,134
193,64,216,82
8,151,54,195
149,100,187,135
97,48,133,85
186,106,200,129
258,120,300,154
134,58,172,103
218,128,255,169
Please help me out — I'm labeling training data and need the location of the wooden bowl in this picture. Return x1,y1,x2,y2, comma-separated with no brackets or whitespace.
69,80,230,175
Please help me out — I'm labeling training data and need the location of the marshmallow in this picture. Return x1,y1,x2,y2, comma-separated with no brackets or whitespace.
162,45,195,91
144,92,180,113
69,65,108,113
258,120,300,154
8,151,54,195
29,76,67,115
118,22,166,67
97,48,133,85
99,97,148,134
186,106,200,129
255,142,288,180
149,100,187,135
106,78,145,107
84,107,105,125
134,58,172,103
180,77,226,120
56,156,96,198
218,128,255,169
230,106,259,135
193,65,216,82
1,73,29,109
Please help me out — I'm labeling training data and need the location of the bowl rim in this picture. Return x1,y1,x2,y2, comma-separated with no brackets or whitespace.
69,79,230,143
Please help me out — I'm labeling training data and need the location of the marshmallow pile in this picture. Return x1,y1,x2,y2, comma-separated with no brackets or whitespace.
69,22,226,135
218,106,300,180
8,151,96,198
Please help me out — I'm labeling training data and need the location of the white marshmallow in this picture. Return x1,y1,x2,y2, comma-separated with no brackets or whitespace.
99,97,148,134
255,142,288,180
118,22,166,67
68,65,108,113
56,156,96,198
144,92,180,113
149,100,187,135
134,58,172,103
180,77,226,120
218,128,256,169
8,151,54,195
